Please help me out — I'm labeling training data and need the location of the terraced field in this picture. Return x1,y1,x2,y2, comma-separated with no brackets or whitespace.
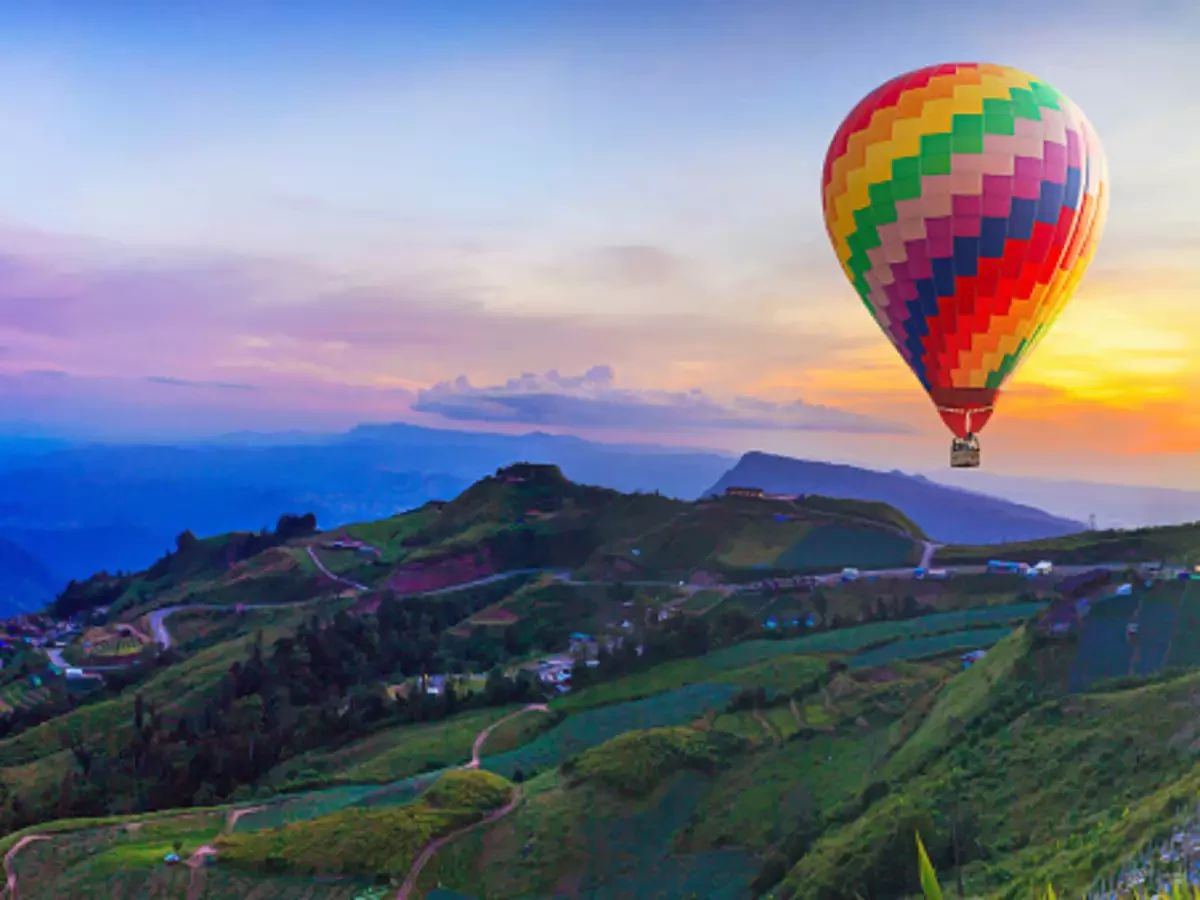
1166,581,1200,670
846,627,1014,669
483,683,741,780
422,770,754,900
696,601,1045,671
1068,593,1140,692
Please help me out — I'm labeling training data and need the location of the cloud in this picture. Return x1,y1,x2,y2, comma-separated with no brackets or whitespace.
413,366,912,434
144,376,260,391
23,368,68,379
588,245,682,285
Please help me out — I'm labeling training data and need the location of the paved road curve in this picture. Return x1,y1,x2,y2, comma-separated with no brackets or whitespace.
60,557,1155,675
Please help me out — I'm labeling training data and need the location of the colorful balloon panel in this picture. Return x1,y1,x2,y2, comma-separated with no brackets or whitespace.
821,62,1108,438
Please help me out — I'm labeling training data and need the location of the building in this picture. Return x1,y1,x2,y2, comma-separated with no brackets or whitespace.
568,633,597,658
725,486,765,499
495,462,559,484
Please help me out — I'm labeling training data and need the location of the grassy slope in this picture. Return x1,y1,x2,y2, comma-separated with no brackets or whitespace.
940,521,1200,565
881,626,1031,782
218,769,513,877
565,726,748,797
265,705,546,790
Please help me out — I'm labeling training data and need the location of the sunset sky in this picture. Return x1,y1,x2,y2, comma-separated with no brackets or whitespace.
0,0,1197,486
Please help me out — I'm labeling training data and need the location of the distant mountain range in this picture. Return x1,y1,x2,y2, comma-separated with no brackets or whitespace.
929,470,1200,532
2,421,1189,612
706,452,1084,544
0,424,736,606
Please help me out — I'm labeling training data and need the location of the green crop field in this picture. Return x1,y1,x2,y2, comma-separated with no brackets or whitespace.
266,706,535,791
219,770,513,880
484,683,740,780
698,601,1044,671
684,728,890,853
231,785,388,833
557,652,826,713
846,626,1014,669
1165,581,1200,670
774,524,918,571
425,770,754,900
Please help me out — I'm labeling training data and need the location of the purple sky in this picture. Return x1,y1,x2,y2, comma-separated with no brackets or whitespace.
1,1,1199,485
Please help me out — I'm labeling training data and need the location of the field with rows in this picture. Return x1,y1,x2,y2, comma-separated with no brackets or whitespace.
0,681,50,715
1068,592,1140,691
424,770,755,900
1132,584,1184,676
1166,582,1200,670
696,601,1044,671
773,524,918,570
484,683,740,779
845,626,1014,669
264,705,535,791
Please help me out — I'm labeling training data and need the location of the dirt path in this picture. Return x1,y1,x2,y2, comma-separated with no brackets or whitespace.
395,788,523,900
395,703,550,898
751,709,777,743
3,835,49,900
464,703,549,769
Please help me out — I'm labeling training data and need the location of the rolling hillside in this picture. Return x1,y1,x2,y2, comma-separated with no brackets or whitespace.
708,452,1085,545
9,463,1200,898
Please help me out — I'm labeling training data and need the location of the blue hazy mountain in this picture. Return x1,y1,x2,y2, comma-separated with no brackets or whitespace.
705,451,1084,544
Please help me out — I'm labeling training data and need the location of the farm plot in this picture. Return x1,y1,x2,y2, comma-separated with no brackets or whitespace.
568,771,754,900
684,729,886,853
483,683,740,779
846,627,1014,669
1166,582,1200,671
774,525,917,571
1133,586,1184,676
422,771,752,900
0,682,49,715
699,601,1045,671
266,706,525,790
1068,593,1139,692
231,784,386,833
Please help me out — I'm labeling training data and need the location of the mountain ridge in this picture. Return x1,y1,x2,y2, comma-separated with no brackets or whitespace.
706,451,1085,544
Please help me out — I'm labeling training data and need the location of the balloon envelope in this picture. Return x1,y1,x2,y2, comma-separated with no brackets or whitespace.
821,62,1108,438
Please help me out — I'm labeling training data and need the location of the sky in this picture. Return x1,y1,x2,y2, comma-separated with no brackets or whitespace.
0,0,1198,487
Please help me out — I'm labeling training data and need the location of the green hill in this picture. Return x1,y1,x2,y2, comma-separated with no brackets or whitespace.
14,465,1200,898
940,520,1200,566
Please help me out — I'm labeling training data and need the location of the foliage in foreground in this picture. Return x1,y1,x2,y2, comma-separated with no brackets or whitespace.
916,832,1200,900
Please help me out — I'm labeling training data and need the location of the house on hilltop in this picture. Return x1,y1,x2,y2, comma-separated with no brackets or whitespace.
725,486,765,499
495,462,561,484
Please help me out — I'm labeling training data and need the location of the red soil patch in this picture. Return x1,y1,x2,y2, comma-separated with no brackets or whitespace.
469,606,520,626
386,550,499,595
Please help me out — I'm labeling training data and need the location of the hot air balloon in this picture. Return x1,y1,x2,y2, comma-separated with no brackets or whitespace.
821,63,1108,468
